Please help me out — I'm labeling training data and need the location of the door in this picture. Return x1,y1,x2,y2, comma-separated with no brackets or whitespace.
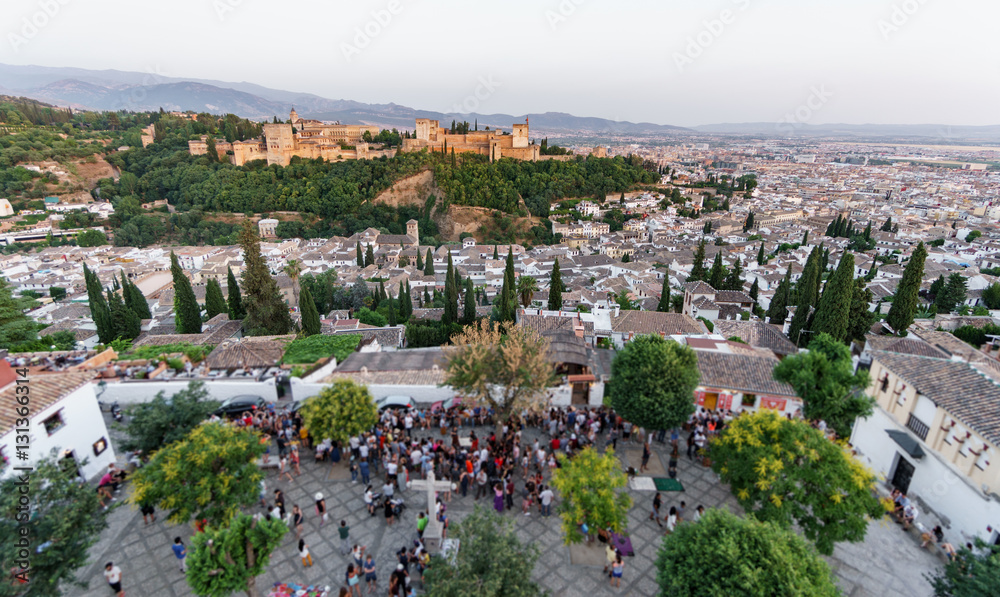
571,382,589,405
703,393,718,411
891,454,915,494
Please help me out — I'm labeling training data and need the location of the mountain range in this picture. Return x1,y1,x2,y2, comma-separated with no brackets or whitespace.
2,64,999,142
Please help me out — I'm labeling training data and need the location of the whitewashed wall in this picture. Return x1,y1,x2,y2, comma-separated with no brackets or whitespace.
98,378,278,405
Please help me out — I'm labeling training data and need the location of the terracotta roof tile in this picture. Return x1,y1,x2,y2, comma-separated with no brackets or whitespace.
0,370,95,436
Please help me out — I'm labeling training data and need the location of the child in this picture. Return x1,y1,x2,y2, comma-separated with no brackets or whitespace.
298,539,313,567
171,537,187,572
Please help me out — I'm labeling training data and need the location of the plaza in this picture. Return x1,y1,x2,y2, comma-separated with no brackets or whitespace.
68,414,943,597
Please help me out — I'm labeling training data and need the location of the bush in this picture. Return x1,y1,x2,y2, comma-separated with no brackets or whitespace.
356,307,387,327
280,334,361,365
126,342,213,363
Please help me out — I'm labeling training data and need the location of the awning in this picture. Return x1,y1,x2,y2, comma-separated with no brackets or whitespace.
567,374,596,383
886,430,925,459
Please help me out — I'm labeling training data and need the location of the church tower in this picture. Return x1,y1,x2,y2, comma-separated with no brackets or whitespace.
289,108,299,124
406,219,419,247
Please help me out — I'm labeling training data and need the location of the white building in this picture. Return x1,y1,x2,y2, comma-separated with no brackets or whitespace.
0,364,116,482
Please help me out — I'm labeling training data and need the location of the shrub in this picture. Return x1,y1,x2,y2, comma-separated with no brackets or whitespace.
280,334,361,365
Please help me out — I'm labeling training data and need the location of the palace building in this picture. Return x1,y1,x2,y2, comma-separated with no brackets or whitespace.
400,118,541,162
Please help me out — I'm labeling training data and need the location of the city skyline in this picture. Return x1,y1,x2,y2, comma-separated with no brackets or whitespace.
3,0,999,127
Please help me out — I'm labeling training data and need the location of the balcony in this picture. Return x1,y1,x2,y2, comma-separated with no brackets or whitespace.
906,413,930,441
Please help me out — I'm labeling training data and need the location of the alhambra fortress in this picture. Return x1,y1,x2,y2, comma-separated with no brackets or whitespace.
188,110,548,166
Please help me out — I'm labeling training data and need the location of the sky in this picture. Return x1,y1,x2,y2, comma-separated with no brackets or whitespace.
3,0,999,126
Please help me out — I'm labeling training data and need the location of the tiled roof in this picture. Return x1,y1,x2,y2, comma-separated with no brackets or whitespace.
871,350,1000,446
863,335,948,359
611,311,706,336
205,335,293,370
714,290,753,304
518,314,576,335
0,370,95,436
684,281,716,295
713,320,798,355
694,351,797,397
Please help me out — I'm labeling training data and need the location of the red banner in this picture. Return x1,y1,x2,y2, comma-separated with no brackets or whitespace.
759,397,788,411
694,391,705,406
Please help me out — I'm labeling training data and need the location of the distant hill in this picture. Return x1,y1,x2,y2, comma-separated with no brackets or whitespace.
693,122,1000,142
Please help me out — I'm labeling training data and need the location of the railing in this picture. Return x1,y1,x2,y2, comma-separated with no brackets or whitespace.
906,413,930,441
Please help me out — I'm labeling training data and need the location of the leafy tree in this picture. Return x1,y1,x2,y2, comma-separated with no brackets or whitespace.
886,241,927,334
0,454,111,597
122,272,151,320
847,278,876,342
708,252,726,289
299,379,378,445
606,335,699,431
423,506,546,597
107,289,140,341
75,229,107,247
462,278,477,324
613,289,638,311
935,272,968,314
743,211,754,232
0,276,37,348
710,410,884,555
811,252,855,343
282,259,302,307
725,257,743,291
688,238,707,282
365,244,375,268
204,278,228,320
121,381,220,454
357,306,387,327
497,250,517,322
982,282,1000,310
131,422,265,527
656,508,840,597
928,275,946,301
547,258,563,311
226,266,246,320
186,513,287,597
238,221,292,336
774,332,874,438
424,249,435,275
880,217,893,232
656,275,671,312
550,447,631,544
82,264,113,345
767,271,792,325
299,284,321,336
516,275,538,308
49,286,67,301
928,537,1000,597
170,252,202,334
443,321,555,430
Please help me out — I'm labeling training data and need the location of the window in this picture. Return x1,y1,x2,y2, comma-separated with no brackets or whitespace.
93,437,108,457
741,393,757,407
43,411,65,436
905,413,930,441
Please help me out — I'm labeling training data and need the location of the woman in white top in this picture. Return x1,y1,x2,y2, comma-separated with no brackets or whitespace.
666,506,678,533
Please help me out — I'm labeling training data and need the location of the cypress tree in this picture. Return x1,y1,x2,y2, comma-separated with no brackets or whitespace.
443,253,458,325
788,248,820,345
656,275,671,313
688,238,707,282
299,284,321,336
107,290,140,341
204,278,228,320
170,252,202,334
424,249,434,275
386,293,397,326
725,257,743,291
811,252,855,343
238,220,293,336
928,275,945,300
121,271,151,320
356,242,364,267
749,278,760,311
548,258,563,311
463,278,476,324
498,250,517,322
756,243,765,265
493,245,498,260
423,287,431,306
767,270,792,325
416,248,424,271
708,252,726,290
365,244,375,268
83,265,113,344
802,230,809,246
226,266,245,320
847,277,876,342
886,242,926,334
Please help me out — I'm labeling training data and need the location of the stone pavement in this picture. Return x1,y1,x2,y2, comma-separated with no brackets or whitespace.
67,421,942,597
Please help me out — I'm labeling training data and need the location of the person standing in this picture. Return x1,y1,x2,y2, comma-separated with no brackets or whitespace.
693,505,705,523
363,554,378,593
475,469,488,500
338,520,351,555
610,555,624,588
315,492,328,526
493,483,504,514
171,537,187,573
299,539,313,567
539,485,554,517
665,506,678,533
292,505,304,540
640,441,651,473
104,562,124,597
649,492,663,527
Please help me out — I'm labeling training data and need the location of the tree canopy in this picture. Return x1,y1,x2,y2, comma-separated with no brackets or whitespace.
299,379,378,445
606,334,699,431
886,241,927,334
120,381,220,455
238,220,292,336
550,447,631,544
186,513,286,597
928,537,1000,597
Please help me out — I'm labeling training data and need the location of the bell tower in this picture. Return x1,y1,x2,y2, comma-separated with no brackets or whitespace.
406,219,419,247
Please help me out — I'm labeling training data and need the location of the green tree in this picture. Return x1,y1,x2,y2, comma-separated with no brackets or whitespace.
886,241,927,334
122,272,151,320
204,278,228,320
710,410,884,555
756,242,765,265
517,275,538,308
928,275,946,301
121,381,220,454
547,258,563,311
688,238,707,282
498,250,517,322
724,257,743,291
357,307,387,327
656,508,840,597
226,266,246,320
443,321,555,431
424,249,435,276
107,289,140,341
982,282,1000,310
811,252,855,343
299,284,321,336
774,332,874,438
767,271,792,325
0,454,111,597
656,275,671,312
606,335,699,430
416,248,424,270
462,278,476,324
170,252,202,334
550,447,631,544
299,379,379,445
847,278,876,342
708,252,726,289
186,513,287,597
131,422,265,527
83,264,113,345
356,242,364,267
365,244,375,268
928,537,1000,597
75,229,107,247
0,276,38,348
49,286,67,301
789,247,820,346
443,253,458,325
423,506,546,597
282,259,303,307
238,221,292,336
613,289,638,311
935,272,968,314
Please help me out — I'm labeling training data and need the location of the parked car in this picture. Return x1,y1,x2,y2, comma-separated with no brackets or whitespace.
376,395,414,413
214,395,267,417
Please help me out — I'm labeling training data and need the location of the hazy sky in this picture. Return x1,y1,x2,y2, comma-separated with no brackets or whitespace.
3,0,998,126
